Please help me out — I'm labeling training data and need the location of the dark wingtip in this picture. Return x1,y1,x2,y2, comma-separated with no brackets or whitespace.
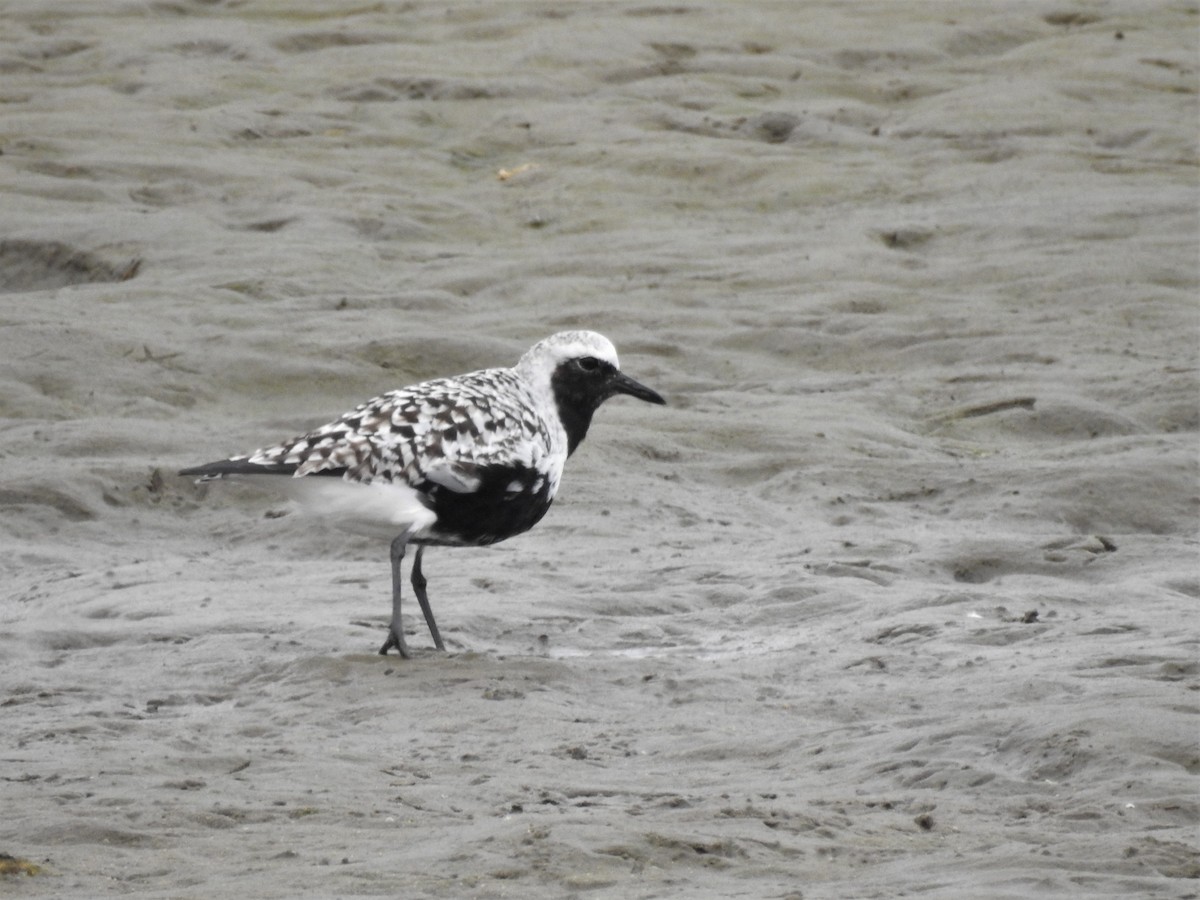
179,459,352,481
179,459,298,479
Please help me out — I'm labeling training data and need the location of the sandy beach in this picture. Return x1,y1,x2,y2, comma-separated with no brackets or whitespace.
1,1,1197,897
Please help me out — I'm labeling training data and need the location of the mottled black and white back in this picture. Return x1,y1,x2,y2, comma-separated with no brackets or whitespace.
180,330,665,657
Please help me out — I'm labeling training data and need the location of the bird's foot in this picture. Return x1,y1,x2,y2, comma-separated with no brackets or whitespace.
378,627,411,658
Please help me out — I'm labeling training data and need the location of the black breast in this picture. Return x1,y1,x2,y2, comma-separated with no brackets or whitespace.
417,464,554,547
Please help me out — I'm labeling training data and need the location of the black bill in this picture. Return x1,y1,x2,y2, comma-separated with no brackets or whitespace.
612,371,666,405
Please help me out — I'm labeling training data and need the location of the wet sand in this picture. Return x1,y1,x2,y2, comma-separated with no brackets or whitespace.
1,2,1198,897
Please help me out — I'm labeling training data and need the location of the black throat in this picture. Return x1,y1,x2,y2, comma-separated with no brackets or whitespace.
550,365,609,455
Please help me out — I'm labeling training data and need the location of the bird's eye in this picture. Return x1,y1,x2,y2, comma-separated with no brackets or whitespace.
577,356,601,372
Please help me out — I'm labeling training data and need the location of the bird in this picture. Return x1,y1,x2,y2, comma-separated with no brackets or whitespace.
179,330,666,657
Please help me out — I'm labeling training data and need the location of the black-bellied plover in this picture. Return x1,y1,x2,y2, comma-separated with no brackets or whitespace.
180,330,665,657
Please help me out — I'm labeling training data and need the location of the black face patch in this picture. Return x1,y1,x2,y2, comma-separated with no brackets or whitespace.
550,357,619,455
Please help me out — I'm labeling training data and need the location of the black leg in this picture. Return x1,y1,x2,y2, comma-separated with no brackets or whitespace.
378,533,411,657
410,546,445,652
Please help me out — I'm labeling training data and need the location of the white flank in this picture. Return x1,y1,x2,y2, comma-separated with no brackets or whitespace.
423,460,482,494
284,478,438,541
